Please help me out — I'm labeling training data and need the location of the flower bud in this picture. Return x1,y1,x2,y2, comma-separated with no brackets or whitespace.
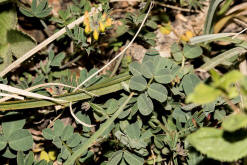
105,18,112,27
102,13,107,21
83,17,89,26
85,25,91,34
99,21,105,32
93,29,99,40
84,11,89,18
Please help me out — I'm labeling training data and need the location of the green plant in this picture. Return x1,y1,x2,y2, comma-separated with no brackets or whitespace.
186,70,247,162
1,0,247,164
19,0,52,18
0,113,33,159
0,3,36,71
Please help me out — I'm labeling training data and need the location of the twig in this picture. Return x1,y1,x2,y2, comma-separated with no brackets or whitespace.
155,2,199,13
233,18,247,28
69,1,154,127
0,14,86,77
60,55,82,69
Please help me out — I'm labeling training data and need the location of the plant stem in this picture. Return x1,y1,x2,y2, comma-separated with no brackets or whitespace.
64,92,134,165
147,76,154,88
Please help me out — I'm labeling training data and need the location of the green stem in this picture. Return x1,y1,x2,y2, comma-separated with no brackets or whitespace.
64,92,134,165
0,73,131,111
110,52,124,77
147,76,154,88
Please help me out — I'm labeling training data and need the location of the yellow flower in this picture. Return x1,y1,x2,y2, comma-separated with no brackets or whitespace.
105,18,112,27
180,34,188,42
180,31,194,42
48,150,56,161
40,151,49,162
185,30,194,40
84,11,89,18
40,150,57,162
99,21,105,32
93,29,99,40
83,17,89,26
85,25,91,34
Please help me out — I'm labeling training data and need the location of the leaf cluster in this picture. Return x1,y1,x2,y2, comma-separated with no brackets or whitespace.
0,113,33,159
20,0,51,18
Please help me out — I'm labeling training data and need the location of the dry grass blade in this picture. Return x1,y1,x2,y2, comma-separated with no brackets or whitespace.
0,93,24,100
190,33,236,44
0,82,97,103
198,47,247,72
0,84,65,102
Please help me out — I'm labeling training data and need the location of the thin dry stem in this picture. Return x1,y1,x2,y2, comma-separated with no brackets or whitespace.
0,82,97,103
0,84,65,102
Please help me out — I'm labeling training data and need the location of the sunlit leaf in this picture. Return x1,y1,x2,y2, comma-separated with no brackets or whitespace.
222,113,247,132
187,127,247,162
186,83,222,104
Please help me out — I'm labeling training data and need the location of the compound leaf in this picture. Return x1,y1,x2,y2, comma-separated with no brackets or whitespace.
50,52,65,67
42,128,55,140
2,118,25,138
8,129,33,151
